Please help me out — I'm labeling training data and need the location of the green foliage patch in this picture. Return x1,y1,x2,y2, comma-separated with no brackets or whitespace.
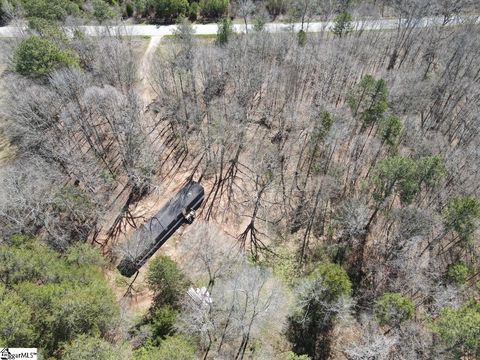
19,0,81,21
0,236,118,357
443,196,480,245
446,262,470,285
374,292,415,327
133,335,196,360
146,0,189,23
14,36,78,77
333,11,353,37
348,75,389,128
287,262,351,358
146,255,188,310
432,301,480,358
216,17,233,45
199,0,229,19
313,262,352,300
371,155,446,204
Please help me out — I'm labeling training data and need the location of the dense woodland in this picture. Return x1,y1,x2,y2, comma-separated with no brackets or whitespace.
1,0,480,25
0,0,479,359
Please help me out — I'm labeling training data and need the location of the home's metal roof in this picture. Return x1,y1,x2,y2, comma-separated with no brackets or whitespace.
117,181,204,277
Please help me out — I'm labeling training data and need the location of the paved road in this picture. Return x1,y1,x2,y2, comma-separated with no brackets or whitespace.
0,16,478,38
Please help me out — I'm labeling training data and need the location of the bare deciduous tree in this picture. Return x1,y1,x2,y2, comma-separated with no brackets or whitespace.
178,257,288,359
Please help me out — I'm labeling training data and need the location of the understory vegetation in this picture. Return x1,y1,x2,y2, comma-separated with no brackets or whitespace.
0,1,479,359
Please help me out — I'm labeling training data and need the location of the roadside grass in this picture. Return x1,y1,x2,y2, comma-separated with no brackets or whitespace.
163,33,216,42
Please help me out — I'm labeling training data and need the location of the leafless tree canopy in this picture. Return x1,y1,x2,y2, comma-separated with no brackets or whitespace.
177,223,289,359
146,18,480,359
1,4,479,359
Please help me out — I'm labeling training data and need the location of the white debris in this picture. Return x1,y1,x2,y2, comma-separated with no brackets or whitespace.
187,287,213,307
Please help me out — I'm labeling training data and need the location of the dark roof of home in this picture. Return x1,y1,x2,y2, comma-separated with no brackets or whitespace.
117,181,204,277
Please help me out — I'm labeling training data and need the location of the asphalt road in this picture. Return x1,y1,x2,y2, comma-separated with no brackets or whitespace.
0,16,478,38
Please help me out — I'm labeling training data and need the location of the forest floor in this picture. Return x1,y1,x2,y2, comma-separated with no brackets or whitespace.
105,36,190,316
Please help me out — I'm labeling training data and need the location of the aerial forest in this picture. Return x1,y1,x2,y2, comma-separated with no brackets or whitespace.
0,0,479,359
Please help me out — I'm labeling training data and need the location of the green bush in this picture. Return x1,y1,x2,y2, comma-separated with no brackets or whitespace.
157,335,196,360
0,0,9,26
93,0,116,22
432,301,480,358
28,17,68,41
372,156,446,205
216,17,233,45
314,263,352,300
266,0,287,19
253,13,267,32
147,256,187,309
14,36,78,77
297,29,307,47
285,352,311,360
188,2,199,21
447,262,470,285
332,11,353,37
199,0,229,19
126,2,134,17
65,242,105,267
378,115,402,148
443,196,480,245
0,238,118,357
134,335,196,360
62,335,118,360
20,0,81,21
287,263,351,358
0,293,35,346
259,251,299,287
135,0,147,14
375,292,415,327
151,305,178,342
147,0,189,22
